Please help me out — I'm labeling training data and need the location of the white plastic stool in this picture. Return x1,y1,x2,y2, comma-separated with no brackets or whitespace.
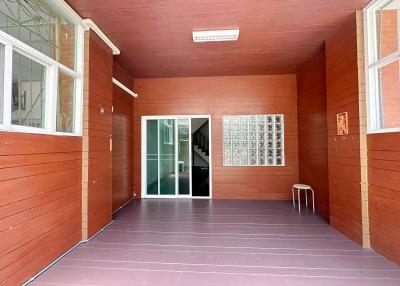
292,184,315,213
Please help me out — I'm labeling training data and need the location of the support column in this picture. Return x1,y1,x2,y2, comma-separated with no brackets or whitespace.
82,30,90,240
356,10,370,248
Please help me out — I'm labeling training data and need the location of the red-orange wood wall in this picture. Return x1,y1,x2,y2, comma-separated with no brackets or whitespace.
87,32,113,237
367,116,400,264
325,14,363,245
297,51,329,218
0,133,82,285
112,62,134,211
366,9,400,266
133,75,299,199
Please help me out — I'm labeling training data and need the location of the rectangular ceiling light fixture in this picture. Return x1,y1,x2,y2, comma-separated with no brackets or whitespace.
192,29,240,43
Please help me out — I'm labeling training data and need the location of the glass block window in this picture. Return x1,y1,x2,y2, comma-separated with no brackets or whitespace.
223,115,285,166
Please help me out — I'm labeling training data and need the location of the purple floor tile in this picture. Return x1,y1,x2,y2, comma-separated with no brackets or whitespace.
28,200,400,286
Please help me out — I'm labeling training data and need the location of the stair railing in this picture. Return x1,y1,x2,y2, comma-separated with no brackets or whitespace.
192,121,209,158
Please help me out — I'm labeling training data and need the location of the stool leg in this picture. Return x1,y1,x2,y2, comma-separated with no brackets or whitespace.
297,189,301,212
292,187,295,208
311,189,315,213
305,189,308,207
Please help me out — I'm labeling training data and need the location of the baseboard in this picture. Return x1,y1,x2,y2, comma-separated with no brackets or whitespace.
112,196,135,214
22,240,83,286
22,220,114,285
83,220,114,242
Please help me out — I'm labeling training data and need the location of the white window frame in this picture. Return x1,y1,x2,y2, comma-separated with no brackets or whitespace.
0,1,84,136
364,0,400,133
141,115,213,199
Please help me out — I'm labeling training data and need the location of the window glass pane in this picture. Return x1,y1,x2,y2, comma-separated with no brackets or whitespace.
377,60,400,129
0,0,76,70
159,119,176,195
376,0,400,59
57,71,75,133
178,119,190,195
147,120,158,195
0,44,4,124
11,51,46,128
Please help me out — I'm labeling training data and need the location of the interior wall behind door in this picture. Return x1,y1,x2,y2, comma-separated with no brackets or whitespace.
112,62,134,211
133,75,299,199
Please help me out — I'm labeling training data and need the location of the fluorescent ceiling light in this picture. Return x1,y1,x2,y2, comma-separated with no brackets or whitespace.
192,29,240,43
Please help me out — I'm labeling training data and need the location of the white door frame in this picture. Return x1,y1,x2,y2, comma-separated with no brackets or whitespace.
141,115,212,199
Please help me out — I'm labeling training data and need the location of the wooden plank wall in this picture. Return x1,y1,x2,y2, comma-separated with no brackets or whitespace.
86,32,113,238
112,62,134,212
133,75,299,199
113,62,133,89
325,14,363,245
0,133,82,285
297,50,330,218
367,115,400,264
365,8,400,265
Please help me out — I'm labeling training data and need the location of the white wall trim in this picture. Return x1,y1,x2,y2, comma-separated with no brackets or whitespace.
21,241,83,286
112,77,138,97
47,0,85,25
112,197,135,214
47,1,121,56
83,19,120,55
364,0,387,11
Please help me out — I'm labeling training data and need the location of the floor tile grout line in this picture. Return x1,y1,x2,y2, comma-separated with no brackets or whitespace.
112,221,330,226
116,214,322,217
96,235,349,241
60,258,400,273
110,223,334,230
52,265,400,280
82,242,374,252
76,246,381,257
105,230,342,237
30,283,103,286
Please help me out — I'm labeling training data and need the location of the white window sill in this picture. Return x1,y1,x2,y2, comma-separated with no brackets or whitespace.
367,127,400,134
0,126,82,137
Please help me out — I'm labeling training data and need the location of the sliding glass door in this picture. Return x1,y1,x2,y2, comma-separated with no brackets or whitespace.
144,117,192,197
159,119,176,195
178,119,190,195
146,120,158,195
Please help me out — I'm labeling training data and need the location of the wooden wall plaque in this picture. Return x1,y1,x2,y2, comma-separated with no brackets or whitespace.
337,112,349,135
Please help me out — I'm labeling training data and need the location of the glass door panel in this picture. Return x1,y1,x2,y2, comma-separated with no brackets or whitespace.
159,119,176,195
191,118,210,197
145,117,207,198
146,120,158,195
178,119,190,195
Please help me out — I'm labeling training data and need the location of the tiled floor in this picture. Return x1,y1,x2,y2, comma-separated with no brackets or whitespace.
29,200,400,286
